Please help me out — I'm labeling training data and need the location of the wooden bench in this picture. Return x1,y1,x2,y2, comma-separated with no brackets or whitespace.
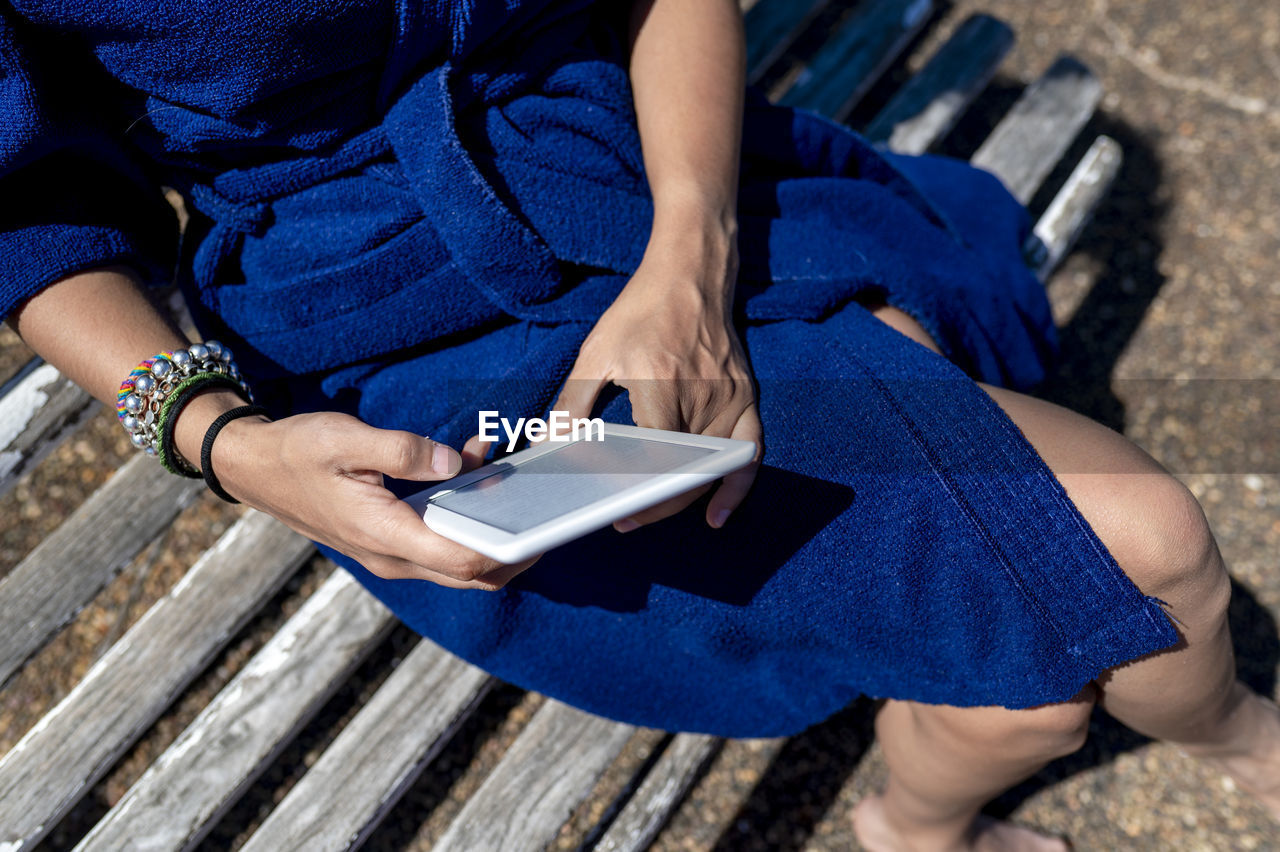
0,1,1123,848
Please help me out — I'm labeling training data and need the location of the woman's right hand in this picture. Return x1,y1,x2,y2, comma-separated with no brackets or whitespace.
204,409,536,590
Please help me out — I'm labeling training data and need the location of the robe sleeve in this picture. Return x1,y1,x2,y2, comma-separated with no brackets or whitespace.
0,4,177,321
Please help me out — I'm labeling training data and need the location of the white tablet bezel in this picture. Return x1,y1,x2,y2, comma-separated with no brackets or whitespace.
404,423,756,563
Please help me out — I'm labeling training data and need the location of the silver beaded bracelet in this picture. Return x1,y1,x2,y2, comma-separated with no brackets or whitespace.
115,341,252,457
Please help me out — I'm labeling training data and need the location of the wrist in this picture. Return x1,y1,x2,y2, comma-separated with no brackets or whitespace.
645,205,739,290
650,194,738,253
172,388,257,473
206,406,272,503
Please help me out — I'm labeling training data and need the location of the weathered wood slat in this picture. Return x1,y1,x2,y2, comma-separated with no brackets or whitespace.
0,13,1128,852
1029,135,1123,280
970,55,1103,204
592,734,721,852
433,701,636,852
779,0,934,122
0,359,96,499
863,14,1014,154
241,639,493,852
0,512,312,850
76,570,395,852
743,0,828,85
0,454,203,689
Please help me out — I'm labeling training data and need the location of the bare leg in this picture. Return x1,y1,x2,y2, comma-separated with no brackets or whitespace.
853,305,1280,851
854,695,1089,851
979,382,1280,817
851,306,1081,850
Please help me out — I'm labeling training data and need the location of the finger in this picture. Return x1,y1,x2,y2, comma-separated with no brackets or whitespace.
365,498,507,582
553,370,609,426
622,377,683,432
707,405,763,528
464,556,539,591
613,483,711,531
700,385,755,439
678,378,727,436
384,557,533,590
359,540,536,589
461,434,496,472
359,553,482,588
338,419,461,481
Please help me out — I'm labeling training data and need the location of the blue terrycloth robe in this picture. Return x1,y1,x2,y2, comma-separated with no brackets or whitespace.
0,0,1177,736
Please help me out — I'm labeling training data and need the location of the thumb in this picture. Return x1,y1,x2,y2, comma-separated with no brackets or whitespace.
343,421,461,481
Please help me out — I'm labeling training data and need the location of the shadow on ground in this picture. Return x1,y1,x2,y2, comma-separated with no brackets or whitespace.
1035,109,1172,432
712,698,879,852
933,74,1174,432
703,579,1277,849
989,578,1278,817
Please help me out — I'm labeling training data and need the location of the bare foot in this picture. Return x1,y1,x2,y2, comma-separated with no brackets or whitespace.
853,794,1069,852
1184,691,1280,820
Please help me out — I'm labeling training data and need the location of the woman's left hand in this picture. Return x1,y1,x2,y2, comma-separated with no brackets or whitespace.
553,236,762,531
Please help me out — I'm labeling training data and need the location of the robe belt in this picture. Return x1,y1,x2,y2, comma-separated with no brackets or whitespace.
182,61,571,324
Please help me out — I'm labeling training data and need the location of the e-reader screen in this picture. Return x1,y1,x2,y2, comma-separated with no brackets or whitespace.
429,435,715,533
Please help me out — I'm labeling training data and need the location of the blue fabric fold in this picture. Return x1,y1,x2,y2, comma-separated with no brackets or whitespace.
0,0,1177,736
0,5,177,317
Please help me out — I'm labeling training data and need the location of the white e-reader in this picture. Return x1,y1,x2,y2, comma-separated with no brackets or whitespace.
404,423,756,563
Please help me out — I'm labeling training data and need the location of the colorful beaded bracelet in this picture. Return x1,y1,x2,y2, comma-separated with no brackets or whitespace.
116,341,252,460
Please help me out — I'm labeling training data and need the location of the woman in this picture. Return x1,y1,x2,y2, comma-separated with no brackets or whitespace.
2,0,1277,847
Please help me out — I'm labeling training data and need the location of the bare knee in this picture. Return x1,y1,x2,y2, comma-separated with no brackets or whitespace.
909,695,1094,761
1004,700,1093,757
975,383,1228,621
1105,474,1226,613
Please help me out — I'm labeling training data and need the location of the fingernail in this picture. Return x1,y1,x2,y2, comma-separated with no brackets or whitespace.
432,444,456,474
615,518,640,533
711,509,731,528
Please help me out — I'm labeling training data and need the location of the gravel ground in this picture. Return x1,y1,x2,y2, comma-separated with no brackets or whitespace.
2,0,1278,849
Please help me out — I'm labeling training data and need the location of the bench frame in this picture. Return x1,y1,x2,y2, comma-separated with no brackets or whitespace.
0,2,1122,848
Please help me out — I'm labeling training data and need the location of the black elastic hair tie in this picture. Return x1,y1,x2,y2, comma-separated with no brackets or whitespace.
201,405,268,504
158,374,243,479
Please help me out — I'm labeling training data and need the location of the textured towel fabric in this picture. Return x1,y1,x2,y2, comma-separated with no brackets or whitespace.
0,0,1178,736
0,6,177,315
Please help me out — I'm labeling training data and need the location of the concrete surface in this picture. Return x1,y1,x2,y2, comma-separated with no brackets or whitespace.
1,0,1276,849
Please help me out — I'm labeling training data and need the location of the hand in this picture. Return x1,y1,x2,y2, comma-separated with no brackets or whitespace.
210,412,538,589
554,243,762,530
